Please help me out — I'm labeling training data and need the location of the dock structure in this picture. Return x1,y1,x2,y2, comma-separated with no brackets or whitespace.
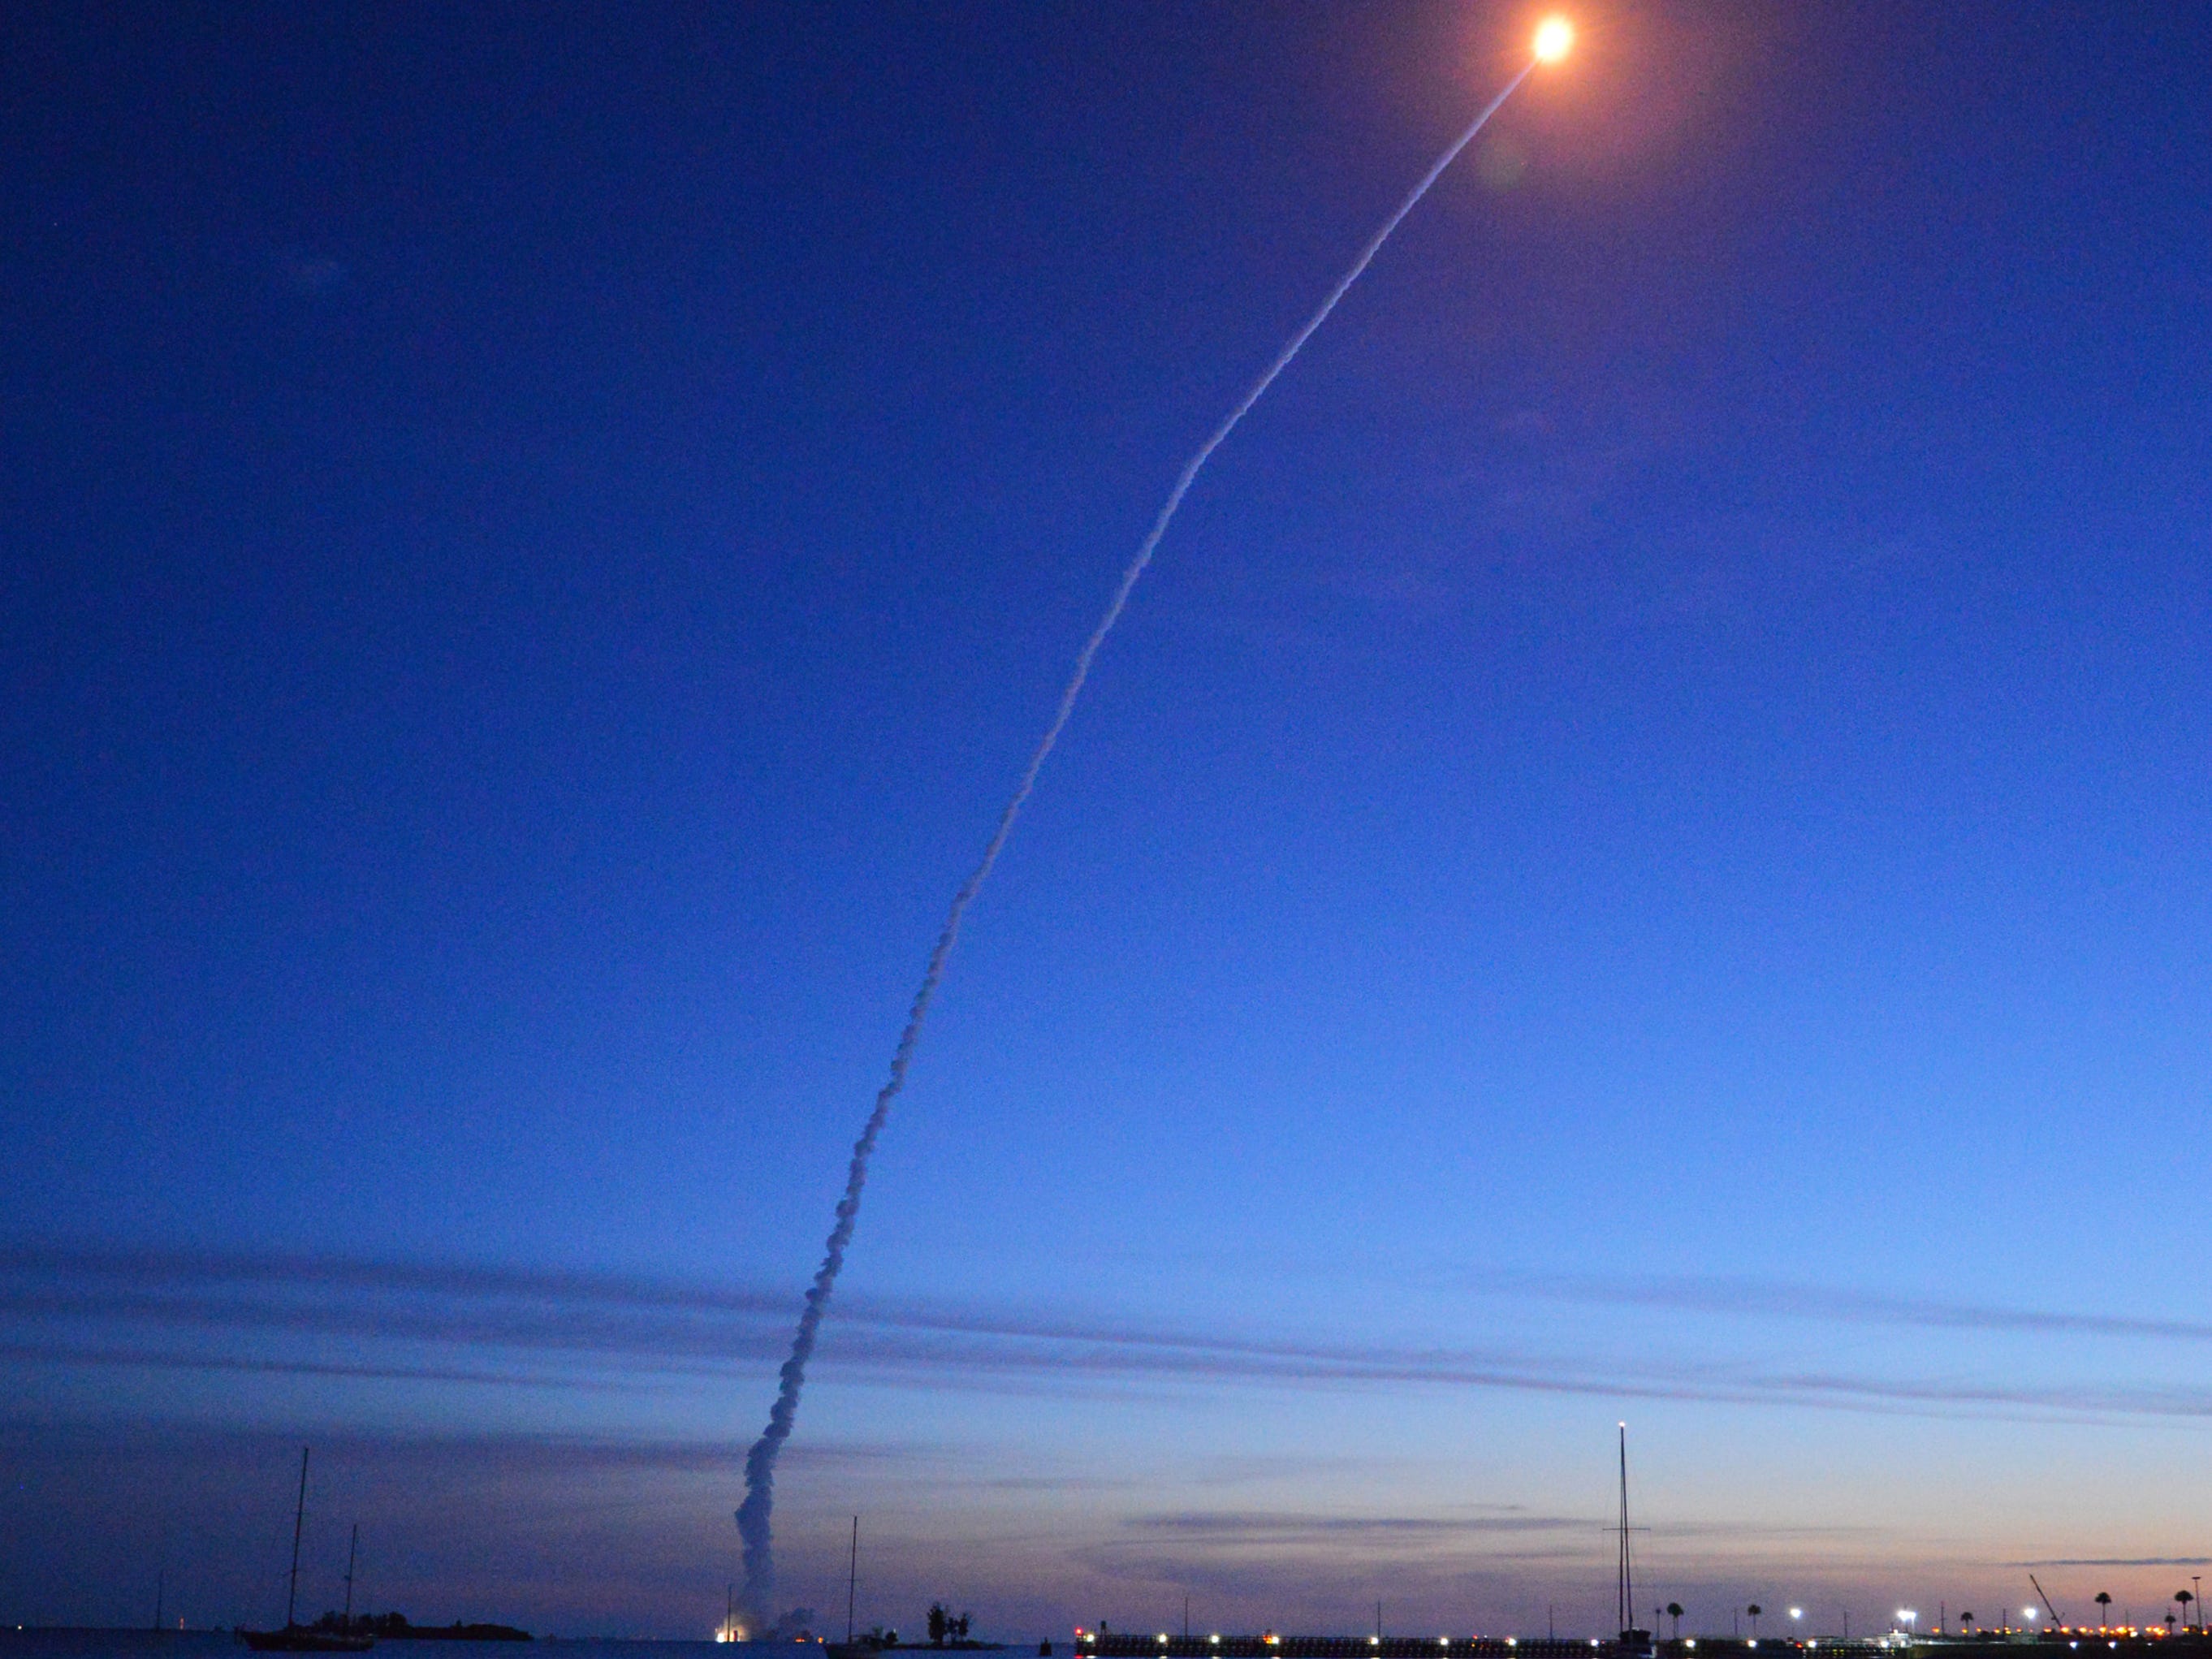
1081,1640,1631,1659
1074,1640,2212,1659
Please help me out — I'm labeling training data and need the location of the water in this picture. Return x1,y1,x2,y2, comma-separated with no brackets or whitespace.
0,1640,793,1659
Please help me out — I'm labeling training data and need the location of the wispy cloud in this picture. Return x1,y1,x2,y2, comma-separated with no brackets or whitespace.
2016,1558,2212,1569
1128,1513,1590,1539
9,1241,2212,1429
0,1340,637,1392
1481,1270,2212,1346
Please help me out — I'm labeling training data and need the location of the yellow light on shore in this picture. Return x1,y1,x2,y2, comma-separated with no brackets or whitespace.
1533,16,1574,63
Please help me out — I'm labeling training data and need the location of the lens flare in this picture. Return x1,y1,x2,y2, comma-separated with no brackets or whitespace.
1533,15,1574,63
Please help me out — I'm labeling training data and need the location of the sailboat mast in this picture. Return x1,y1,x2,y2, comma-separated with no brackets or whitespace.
847,1515,859,1644
286,1447,310,1630
343,1522,360,1624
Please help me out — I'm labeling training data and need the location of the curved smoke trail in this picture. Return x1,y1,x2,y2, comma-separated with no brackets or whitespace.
737,57,1538,1614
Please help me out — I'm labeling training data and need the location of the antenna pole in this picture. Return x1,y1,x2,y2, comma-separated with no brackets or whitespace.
286,1446,310,1630
848,1516,860,1644
1616,1424,1634,1636
344,1522,359,1625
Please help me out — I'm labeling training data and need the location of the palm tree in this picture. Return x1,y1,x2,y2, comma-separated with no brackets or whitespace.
1667,1605,1684,1641
1959,1614,1974,1636
2095,1594,2111,1630
1748,1606,1762,1640
2176,1592,2196,1632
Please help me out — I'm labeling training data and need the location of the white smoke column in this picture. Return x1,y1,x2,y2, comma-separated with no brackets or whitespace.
737,56,1540,1613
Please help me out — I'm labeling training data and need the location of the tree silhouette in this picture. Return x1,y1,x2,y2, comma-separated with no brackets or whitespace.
1667,1605,1684,1640
1748,1607,1762,1640
929,1605,949,1647
2177,1592,2196,1632
2095,1595,2111,1629
1959,1614,1974,1634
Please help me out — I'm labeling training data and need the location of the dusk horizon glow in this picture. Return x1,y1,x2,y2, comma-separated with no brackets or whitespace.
4,0,2210,1642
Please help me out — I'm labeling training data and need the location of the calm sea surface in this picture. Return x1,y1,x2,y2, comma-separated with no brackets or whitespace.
0,1640,784,1659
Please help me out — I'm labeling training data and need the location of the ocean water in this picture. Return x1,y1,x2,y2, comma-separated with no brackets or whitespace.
0,1640,788,1659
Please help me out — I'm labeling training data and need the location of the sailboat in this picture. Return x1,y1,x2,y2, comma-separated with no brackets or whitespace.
1614,1424,1657,1659
240,1448,375,1652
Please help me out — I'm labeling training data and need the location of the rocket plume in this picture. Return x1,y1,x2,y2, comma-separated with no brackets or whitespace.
737,53,1543,1613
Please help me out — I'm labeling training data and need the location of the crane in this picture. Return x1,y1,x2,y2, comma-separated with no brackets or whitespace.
2031,1575,2065,1629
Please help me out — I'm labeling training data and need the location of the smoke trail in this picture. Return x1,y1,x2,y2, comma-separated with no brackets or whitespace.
736,57,1538,1614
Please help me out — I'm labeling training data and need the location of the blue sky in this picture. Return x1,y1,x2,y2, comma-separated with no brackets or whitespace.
4,0,2211,1638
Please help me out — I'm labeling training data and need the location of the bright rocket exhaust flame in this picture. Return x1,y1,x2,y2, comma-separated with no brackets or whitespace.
733,36,1553,1621
1533,16,1574,63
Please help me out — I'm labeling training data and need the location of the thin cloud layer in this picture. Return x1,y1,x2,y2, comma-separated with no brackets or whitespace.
2018,1558,2212,1569
7,1241,2212,1429
1485,1271,2212,1346
1129,1512,1591,1538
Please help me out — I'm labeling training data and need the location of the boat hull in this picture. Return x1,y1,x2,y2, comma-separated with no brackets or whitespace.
240,1630,376,1652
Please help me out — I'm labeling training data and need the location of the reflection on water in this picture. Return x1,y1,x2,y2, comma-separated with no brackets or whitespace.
0,1639,810,1659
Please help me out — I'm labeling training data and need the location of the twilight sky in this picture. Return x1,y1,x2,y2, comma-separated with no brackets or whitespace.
5,0,2211,1640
